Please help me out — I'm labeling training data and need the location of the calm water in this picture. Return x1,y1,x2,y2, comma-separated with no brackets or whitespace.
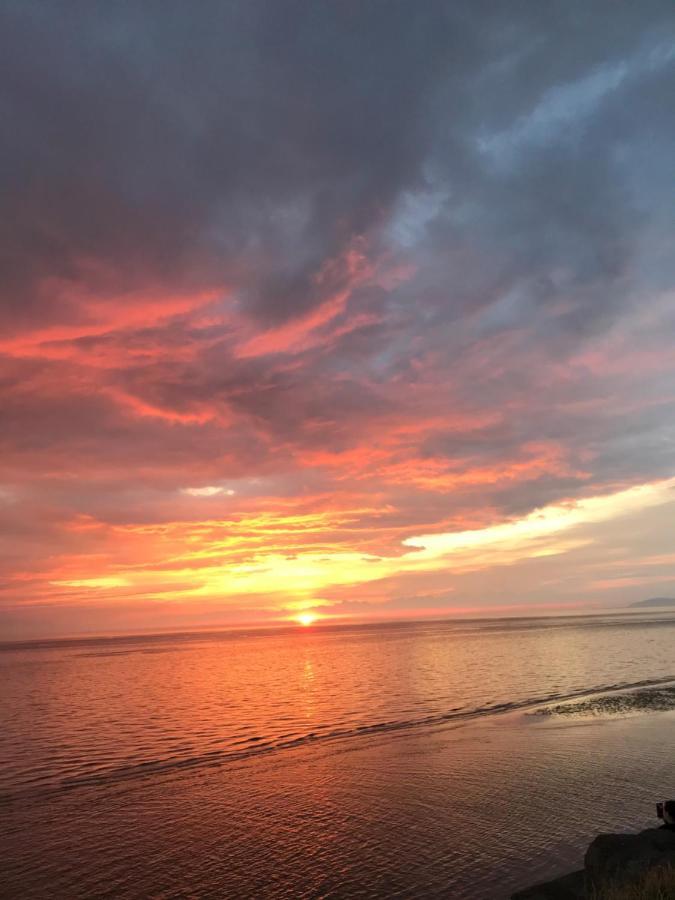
3,613,675,898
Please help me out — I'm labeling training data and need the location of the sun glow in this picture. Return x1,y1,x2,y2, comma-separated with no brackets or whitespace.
39,478,675,628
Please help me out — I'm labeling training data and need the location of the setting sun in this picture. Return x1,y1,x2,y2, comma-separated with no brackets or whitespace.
295,612,318,627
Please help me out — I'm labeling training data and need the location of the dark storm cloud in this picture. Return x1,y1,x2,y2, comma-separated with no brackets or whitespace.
0,0,457,326
2,0,671,331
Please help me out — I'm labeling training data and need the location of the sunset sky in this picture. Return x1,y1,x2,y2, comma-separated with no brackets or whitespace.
2,1,675,639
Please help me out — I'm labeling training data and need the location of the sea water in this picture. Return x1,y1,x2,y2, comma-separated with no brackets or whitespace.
2,612,675,898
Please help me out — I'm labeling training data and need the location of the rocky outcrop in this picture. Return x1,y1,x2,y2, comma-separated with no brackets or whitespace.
511,827,675,899
585,827,675,883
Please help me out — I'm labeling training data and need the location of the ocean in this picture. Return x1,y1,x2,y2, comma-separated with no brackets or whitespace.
3,612,675,899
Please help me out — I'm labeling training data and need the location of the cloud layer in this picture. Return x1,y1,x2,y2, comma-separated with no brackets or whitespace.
2,1,675,636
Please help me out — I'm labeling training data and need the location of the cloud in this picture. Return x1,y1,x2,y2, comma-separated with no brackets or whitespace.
182,487,236,498
1,1,675,635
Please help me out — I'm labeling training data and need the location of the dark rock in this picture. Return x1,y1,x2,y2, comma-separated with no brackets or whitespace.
585,827,675,883
511,869,586,899
512,827,675,899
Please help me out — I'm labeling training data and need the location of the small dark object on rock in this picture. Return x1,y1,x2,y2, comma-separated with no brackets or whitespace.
656,799,675,828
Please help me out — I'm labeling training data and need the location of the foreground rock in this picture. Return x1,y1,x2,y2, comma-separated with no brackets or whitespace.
512,827,675,899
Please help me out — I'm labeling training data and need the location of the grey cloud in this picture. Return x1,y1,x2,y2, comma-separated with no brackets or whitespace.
2,0,675,560
2,0,670,333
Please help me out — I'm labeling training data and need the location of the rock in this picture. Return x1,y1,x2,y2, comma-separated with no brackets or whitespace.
512,827,675,899
585,827,675,884
511,869,586,899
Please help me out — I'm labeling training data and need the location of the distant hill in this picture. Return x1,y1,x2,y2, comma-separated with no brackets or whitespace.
629,597,675,608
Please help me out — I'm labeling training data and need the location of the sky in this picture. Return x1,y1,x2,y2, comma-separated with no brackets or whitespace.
2,1,675,639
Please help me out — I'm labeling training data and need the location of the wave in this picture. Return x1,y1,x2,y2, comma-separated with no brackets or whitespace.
3,674,675,806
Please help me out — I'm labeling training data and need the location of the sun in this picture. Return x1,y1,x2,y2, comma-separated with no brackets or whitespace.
295,612,318,627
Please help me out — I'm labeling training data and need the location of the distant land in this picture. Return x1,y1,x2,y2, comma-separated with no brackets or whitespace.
629,597,675,608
